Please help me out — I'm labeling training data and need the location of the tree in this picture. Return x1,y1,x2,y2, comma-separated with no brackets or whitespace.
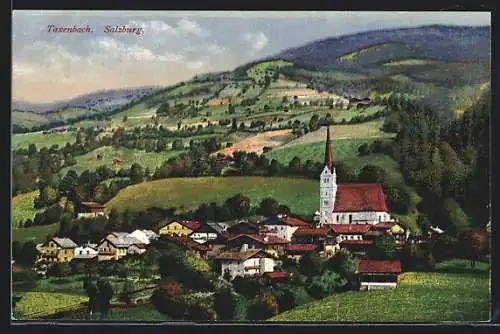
214,287,237,320
370,235,396,259
172,139,184,150
358,165,388,184
123,116,128,122
185,302,216,320
299,252,323,278
151,280,186,318
385,185,412,214
430,234,458,261
231,118,237,131
17,241,38,266
288,156,301,173
83,280,98,317
258,198,280,217
457,229,489,269
307,270,347,299
276,289,295,312
119,280,134,304
97,280,114,315
47,262,72,277
224,194,250,219
439,198,470,231
248,293,279,320
129,163,144,184
228,104,235,114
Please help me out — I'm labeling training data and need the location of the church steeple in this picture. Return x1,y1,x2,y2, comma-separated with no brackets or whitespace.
324,126,334,170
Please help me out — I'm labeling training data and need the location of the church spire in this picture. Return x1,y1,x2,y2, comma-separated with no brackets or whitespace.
324,126,333,170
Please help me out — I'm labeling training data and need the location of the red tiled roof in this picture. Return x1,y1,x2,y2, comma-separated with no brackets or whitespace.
286,244,318,252
333,184,388,212
163,235,209,251
264,271,289,279
372,221,395,230
331,224,372,234
227,234,289,245
281,216,311,226
81,202,105,209
178,220,201,231
340,240,374,246
357,260,402,273
293,227,332,237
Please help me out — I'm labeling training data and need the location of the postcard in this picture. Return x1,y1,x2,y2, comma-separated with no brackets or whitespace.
11,10,491,323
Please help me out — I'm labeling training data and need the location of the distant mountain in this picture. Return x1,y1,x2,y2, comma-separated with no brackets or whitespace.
273,25,490,70
12,86,163,114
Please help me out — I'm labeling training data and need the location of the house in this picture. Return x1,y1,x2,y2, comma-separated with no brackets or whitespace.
189,223,221,244
225,234,289,257
158,220,201,237
97,233,145,261
286,244,319,262
317,126,393,226
292,226,335,245
215,249,278,280
264,271,289,284
37,237,78,264
261,214,308,242
226,220,260,235
127,229,159,245
73,244,99,260
331,224,372,243
356,259,402,290
162,235,210,258
78,202,106,219
339,239,374,258
127,243,147,256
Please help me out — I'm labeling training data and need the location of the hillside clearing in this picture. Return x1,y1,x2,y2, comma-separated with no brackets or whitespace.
213,129,294,157
106,176,319,217
12,132,76,150
14,292,88,319
270,269,489,322
13,223,60,243
12,191,39,227
59,146,184,176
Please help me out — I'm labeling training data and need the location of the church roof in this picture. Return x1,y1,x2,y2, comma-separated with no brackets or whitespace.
333,183,388,212
331,224,372,234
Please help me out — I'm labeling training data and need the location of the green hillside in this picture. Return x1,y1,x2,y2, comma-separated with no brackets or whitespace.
12,132,76,150
12,111,49,128
270,266,489,322
106,176,319,217
12,190,39,227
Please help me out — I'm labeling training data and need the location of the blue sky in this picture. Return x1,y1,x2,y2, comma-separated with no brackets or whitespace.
12,11,490,103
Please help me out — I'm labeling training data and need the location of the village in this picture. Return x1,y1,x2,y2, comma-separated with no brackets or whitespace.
32,127,438,292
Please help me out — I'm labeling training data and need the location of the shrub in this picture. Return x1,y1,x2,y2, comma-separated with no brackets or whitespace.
307,270,347,299
276,288,295,312
370,236,397,260
214,287,237,320
47,263,72,277
248,293,279,320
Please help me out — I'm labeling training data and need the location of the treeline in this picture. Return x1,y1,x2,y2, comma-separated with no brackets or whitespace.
369,89,490,232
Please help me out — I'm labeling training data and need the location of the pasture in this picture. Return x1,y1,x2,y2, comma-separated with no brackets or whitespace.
246,60,293,81
213,129,294,157
270,265,490,322
58,146,184,176
14,292,88,320
106,176,319,217
12,132,76,150
12,223,60,243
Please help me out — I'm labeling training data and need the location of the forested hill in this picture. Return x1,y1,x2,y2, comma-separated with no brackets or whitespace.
274,25,490,70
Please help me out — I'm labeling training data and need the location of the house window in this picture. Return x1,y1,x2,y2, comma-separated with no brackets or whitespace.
336,215,339,222
349,214,352,223
323,200,329,206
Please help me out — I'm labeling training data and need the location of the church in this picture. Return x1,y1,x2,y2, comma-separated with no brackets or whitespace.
315,126,393,226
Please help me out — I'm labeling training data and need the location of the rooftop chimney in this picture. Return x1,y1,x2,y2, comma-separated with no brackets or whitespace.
241,244,248,252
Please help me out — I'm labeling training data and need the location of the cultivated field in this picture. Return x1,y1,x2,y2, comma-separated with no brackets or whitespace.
213,129,294,157
14,292,88,320
106,176,319,217
270,261,490,322
12,190,39,227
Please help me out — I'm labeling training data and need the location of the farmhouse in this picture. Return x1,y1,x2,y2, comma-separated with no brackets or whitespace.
162,235,210,258
158,219,201,237
36,237,78,264
226,220,260,235
215,249,279,280
189,223,221,244
261,214,308,242
286,244,319,262
225,234,289,257
292,226,335,245
77,202,106,219
356,259,402,290
73,245,98,260
317,126,393,226
97,233,145,261
127,229,159,245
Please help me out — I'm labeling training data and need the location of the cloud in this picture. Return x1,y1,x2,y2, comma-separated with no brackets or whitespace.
206,43,227,55
186,60,204,70
244,31,269,52
90,36,184,63
178,18,210,37
12,62,35,77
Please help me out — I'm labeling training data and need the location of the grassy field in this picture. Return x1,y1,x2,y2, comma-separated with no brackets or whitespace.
13,223,60,243
14,292,88,319
59,146,184,176
247,60,293,81
12,132,76,150
12,111,49,128
265,138,380,166
12,190,39,227
270,263,490,322
106,176,319,217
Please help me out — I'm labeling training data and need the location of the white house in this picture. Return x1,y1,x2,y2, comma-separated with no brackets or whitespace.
215,248,278,280
127,229,159,245
318,126,393,226
74,245,98,259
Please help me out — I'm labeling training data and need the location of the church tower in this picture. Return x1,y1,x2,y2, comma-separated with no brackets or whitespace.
319,126,337,226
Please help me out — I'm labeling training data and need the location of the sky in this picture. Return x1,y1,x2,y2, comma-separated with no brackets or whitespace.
12,11,490,103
